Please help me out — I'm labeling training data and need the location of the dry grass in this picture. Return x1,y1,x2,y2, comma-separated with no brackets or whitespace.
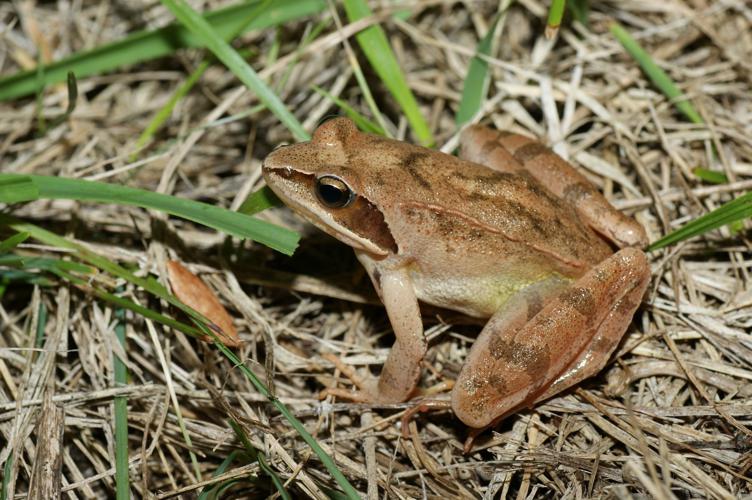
2,0,752,498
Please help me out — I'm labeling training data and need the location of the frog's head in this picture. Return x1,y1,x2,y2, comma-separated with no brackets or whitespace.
262,118,397,256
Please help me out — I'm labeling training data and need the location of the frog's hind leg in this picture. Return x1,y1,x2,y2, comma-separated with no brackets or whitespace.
451,248,650,429
459,125,646,249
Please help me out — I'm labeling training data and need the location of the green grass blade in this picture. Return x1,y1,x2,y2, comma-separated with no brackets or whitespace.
0,0,326,101
113,303,130,500
0,232,30,253
568,0,590,28
0,254,93,275
162,0,309,141
131,60,210,160
0,174,298,255
693,167,728,184
1,451,11,500
456,15,500,127
311,85,385,135
228,420,291,500
0,270,53,289
610,22,703,124
44,72,79,133
238,186,283,216
648,192,752,251
546,0,566,38
342,0,433,146
34,301,48,355
198,451,245,500
0,175,39,203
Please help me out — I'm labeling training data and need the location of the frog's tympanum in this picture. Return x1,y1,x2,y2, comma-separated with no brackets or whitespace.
263,118,649,429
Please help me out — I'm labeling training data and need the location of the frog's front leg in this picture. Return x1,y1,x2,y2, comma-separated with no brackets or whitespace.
327,253,426,404
460,125,647,249
452,248,649,428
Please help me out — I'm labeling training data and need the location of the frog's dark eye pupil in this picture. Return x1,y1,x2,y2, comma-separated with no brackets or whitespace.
316,176,353,208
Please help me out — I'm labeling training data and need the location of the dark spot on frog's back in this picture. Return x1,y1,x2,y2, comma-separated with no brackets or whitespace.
506,200,548,235
481,139,501,157
563,182,596,203
401,152,432,189
513,142,550,163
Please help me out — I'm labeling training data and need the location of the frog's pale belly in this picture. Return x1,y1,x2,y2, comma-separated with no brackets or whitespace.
410,267,571,318
390,202,602,318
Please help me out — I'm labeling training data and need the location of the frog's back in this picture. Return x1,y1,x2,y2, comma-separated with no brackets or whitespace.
352,136,613,274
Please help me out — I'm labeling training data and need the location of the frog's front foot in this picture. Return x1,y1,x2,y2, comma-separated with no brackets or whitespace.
320,352,417,405
319,352,383,403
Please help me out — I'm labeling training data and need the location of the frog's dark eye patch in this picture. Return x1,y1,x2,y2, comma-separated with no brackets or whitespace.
315,175,354,208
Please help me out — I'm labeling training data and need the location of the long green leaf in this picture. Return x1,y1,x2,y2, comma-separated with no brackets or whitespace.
113,302,130,500
648,192,752,251
0,0,326,101
342,0,433,146
311,85,385,135
610,22,703,124
238,186,283,216
0,174,298,255
693,167,728,185
456,15,500,127
1,451,12,500
228,420,291,500
546,0,566,38
162,0,309,141
0,232,30,253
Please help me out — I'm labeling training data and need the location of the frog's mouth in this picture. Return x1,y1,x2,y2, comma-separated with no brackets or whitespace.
263,165,398,257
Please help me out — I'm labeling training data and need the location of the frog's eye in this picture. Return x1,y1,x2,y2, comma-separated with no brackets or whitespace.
315,175,354,208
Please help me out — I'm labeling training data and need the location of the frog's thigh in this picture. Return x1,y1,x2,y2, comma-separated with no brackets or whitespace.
374,267,427,403
452,248,650,428
459,125,646,249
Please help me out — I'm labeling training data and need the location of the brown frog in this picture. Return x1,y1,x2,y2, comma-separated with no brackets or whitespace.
262,118,649,428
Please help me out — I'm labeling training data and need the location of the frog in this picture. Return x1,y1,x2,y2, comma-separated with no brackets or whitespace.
262,117,650,429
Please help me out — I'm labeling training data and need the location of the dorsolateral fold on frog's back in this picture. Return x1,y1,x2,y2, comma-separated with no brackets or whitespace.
327,123,611,267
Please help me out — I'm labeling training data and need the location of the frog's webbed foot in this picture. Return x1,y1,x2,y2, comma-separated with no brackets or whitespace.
451,248,650,429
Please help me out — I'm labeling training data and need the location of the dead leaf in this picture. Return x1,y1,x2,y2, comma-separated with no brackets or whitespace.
166,260,239,347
